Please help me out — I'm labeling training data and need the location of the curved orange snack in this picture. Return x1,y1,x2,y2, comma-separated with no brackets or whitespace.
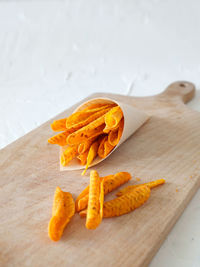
48,187,75,241
108,118,124,146
98,136,114,159
77,150,89,165
81,140,100,175
60,145,78,166
66,105,113,129
103,185,150,217
51,119,67,132
116,179,165,197
86,170,103,230
104,106,123,132
48,131,70,146
77,172,131,211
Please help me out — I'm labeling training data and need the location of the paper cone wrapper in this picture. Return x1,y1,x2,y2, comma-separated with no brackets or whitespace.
60,98,149,171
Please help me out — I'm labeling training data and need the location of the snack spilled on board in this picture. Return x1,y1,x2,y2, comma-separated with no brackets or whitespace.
48,187,75,241
48,171,165,241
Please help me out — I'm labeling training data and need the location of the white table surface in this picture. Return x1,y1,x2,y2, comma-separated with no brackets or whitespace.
0,1,200,266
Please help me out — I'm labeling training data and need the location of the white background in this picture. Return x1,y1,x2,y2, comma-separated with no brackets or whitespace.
0,1,200,266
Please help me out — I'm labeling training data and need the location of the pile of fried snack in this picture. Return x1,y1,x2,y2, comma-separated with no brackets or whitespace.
48,102,124,175
48,170,165,241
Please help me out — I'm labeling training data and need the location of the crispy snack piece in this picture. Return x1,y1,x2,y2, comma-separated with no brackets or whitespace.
66,104,112,126
104,106,123,132
77,150,89,165
48,187,75,241
75,185,90,211
67,111,106,145
48,131,70,146
81,140,100,175
103,185,150,217
83,103,113,111
108,118,124,146
77,172,131,211
116,179,165,197
78,195,89,212
51,119,67,132
60,145,78,166
103,172,131,194
99,180,104,219
75,175,113,211
97,136,107,158
86,170,102,229
98,135,115,158
66,106,112,131
78,136,97,154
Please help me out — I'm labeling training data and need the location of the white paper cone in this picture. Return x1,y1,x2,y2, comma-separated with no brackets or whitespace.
60,98,149,171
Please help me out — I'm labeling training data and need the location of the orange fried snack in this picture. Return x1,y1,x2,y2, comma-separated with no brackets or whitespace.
77,172,131,211
78,136,97,154
66,104,113,130
77,195,89,212
48,187,75,241
116,179,165,197
48,131,70,146
60,145,78,166
48,102,124,171
79,185,150,218
51,119,67,132
81,140,100,175
67,113,106,145
86,170,104,229
103,185,150,217
75,175,113,211
77,150,89,165
108,118,124,146
104,106,123,132
99,180,104,219
75,185,90,211
98,135,115,158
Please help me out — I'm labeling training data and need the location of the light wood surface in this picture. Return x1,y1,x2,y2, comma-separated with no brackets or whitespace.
0,81,200,267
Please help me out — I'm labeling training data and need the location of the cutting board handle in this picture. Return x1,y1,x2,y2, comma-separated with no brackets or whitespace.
161,81,195,103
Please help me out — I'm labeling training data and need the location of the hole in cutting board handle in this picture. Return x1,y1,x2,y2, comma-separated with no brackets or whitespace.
162,81,195,104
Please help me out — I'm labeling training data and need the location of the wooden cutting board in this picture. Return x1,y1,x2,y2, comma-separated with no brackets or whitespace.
1,81,200,267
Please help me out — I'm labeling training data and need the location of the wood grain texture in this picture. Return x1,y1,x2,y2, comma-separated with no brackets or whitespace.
0,81,200,267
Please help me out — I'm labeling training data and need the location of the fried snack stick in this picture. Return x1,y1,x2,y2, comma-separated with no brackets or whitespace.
100,180,104,219
103,185,150,217
60,145,78,166
78,136,97,154
98,135,115,158
67,111,106,145
48,131,71,146
66,107,111,131
77,150,89,165
77,172,131,211
104,106,123,132
81,140,99,175
116,179,165,197
75,175,113,211
86,170,104,229
80,185,150,218
84,103,113,110
75,184,90,211
48,187,75,241
108,119,124,146
51,118,67,132
66,105,112,128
